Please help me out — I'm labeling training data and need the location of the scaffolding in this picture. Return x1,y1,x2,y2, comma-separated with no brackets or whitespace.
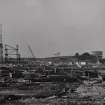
5,44,20,64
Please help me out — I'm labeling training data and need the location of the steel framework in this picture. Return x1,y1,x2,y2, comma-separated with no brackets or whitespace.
5,44,20,63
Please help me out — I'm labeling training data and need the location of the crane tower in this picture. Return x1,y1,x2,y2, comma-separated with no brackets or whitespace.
0,24,3,63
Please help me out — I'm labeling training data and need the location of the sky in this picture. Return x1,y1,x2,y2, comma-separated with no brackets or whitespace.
0,0,105,58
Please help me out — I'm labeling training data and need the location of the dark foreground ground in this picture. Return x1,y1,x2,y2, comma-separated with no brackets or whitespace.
0,62,105,105
0,81,105,105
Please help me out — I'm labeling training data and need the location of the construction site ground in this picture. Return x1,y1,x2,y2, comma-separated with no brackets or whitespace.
0,81,105,105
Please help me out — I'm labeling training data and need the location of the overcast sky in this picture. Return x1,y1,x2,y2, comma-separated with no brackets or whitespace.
0,0,105,57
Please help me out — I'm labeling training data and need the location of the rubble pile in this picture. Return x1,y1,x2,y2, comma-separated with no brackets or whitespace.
76,83,105,97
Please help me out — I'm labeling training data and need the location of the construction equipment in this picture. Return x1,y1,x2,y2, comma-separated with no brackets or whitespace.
27,44,35,58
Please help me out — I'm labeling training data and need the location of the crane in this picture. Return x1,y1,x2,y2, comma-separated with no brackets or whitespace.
27,44,35,58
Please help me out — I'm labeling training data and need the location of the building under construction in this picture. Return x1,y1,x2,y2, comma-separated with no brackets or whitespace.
1,24,105,105
0,24,21,64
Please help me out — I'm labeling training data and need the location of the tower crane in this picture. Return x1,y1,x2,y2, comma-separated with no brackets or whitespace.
27,44,35,58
